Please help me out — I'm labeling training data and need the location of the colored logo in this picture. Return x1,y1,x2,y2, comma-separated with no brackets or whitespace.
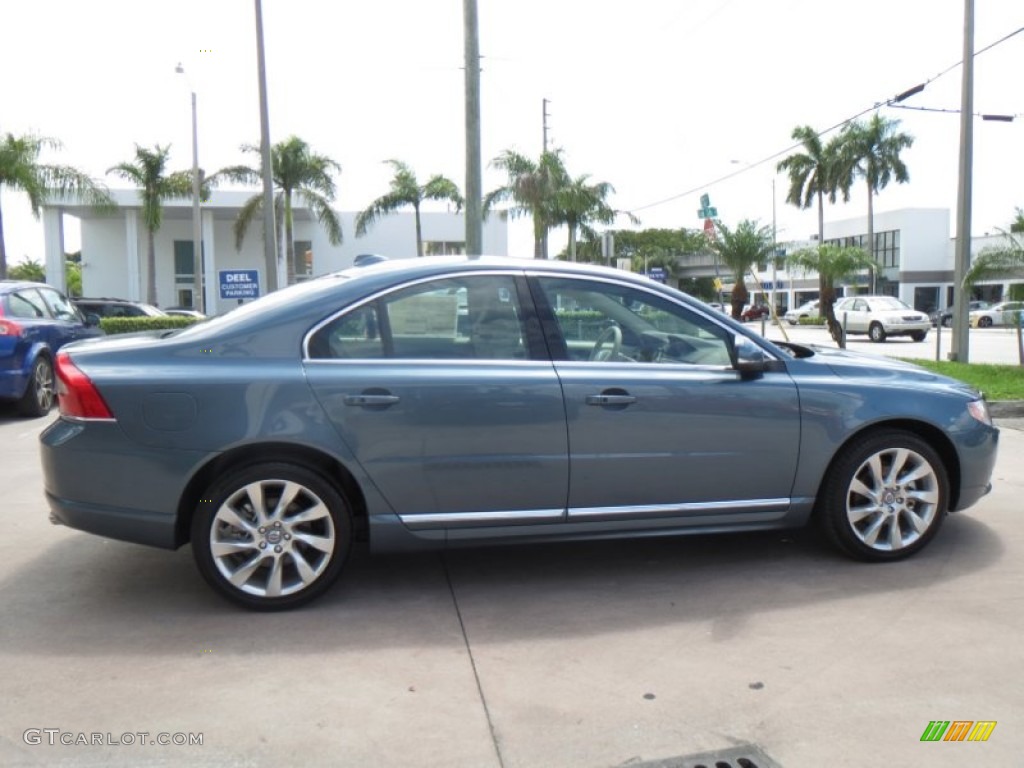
920,721,996,742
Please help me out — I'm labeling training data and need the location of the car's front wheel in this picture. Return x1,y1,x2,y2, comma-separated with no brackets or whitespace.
818,430,948,562
978,316,993,328
910,330,927,342
18,355,55,417
868,322,887,342
191,463,352,610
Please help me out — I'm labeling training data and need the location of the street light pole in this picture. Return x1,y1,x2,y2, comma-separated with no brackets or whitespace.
255,0,278,292
176,63,203,314
950,0,974,362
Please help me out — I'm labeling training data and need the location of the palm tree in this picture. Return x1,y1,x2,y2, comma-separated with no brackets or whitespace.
551,174,629,262
216,136,342,285
837,114,914,290
0,131,113,280
963,227,1024,289
786,244,877,343
108,145,194,305
777,126,844,247
710,219,774,318
484,148,569,258
355,160,463,257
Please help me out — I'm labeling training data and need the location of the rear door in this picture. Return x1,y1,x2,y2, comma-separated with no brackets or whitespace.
303,271,569,531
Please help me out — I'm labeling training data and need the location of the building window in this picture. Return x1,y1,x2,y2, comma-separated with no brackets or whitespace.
425,241,466,256
825,229,900,270
293,240,313,281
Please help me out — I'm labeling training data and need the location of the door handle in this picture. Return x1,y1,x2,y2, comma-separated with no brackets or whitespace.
343,393,401,406
586,393,636,406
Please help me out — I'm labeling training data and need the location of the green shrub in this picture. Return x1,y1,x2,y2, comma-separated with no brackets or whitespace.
99,316,200,335
798,316,827,326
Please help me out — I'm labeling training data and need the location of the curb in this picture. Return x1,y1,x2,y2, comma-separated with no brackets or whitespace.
990,400,1024,418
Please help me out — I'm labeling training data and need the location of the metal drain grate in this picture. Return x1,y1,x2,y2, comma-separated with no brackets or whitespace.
625,743,783,768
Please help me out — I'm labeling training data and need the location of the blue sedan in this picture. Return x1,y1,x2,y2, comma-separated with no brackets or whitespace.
0,280,102,416
41,258,1000,609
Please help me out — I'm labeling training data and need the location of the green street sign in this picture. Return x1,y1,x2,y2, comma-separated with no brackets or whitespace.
700,193,710,208
698,206,718,219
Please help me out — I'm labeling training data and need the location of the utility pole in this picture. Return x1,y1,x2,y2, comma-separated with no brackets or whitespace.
951,0,974,362
463,0,482,256
254,0,278,292
542,98,550,151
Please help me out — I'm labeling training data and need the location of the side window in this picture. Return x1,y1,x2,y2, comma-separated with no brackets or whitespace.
308,274,528,361
8,290,50,319
536,277,733,366
39,289,82,322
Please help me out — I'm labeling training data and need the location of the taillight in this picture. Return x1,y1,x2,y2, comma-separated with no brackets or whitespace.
55,351,114,420
0,306,22,336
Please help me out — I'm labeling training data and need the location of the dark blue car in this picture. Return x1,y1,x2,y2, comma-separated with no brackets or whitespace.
0,280,102,416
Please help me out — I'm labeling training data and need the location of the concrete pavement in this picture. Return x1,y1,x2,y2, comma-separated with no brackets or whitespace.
1,408,1021,767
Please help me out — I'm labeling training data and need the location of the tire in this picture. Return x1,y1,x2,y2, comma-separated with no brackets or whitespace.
941,316,952,328
868,322,887,343
910,331,927,342
18,356,55,417
818,430,948,562
191,463,353,610
978,316,993,328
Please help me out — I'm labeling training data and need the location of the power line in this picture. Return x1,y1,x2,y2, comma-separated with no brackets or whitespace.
626,25,1024,217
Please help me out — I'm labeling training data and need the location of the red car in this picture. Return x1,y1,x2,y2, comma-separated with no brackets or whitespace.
740,304,771,322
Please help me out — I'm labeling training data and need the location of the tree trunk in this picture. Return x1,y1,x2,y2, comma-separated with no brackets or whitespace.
146,228,157,306
285,192,295,285
866,180,876,293
533,215,544,259
0,201,8,281
568,221,577,262
414,203,423,257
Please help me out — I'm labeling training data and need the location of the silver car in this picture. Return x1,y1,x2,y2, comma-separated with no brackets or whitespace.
834,295,930,342
41,257,999,610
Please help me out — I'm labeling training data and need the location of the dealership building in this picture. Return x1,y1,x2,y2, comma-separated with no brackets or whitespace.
39,194,1018,315
40,190,507,315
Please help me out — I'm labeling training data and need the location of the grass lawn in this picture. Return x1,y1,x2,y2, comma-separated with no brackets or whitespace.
901,359,1024,401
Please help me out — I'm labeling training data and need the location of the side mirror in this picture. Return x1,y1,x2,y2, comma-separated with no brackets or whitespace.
732,334,773,377
84,313,101,328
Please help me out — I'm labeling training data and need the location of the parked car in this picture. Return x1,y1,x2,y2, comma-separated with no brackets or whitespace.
41,257,999,610
969,300,1024,328
929,300,990,327
833,295,930,342
783,299,819,325
163,307,206,319
72,297,167,319
740,303,770,322
0,281,103,416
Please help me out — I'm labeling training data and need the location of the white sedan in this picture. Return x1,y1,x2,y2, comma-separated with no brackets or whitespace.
833,296,930,342
969,300,1024,328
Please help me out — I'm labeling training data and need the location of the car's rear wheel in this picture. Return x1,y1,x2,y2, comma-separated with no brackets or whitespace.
818,430,948,562
868,322,887,342
18,356,55,417
978,316,993,328
191,463,352,610
941,316,952,328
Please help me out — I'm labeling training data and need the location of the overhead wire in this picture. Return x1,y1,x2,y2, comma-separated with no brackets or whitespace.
625,26,1024,217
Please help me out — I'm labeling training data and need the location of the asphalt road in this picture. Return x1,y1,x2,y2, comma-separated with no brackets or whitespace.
1,406,1021,767
752,318,1024,366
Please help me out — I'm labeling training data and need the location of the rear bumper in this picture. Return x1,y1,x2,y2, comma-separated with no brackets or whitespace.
47,492,178,549
40,418,211,550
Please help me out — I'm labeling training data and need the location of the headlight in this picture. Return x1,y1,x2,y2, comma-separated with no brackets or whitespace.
967,399,993,427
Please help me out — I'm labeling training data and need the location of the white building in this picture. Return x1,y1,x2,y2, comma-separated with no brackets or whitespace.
41,190,508,315
740,207,1021,313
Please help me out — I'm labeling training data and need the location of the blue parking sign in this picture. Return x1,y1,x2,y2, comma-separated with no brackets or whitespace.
219,270,260,300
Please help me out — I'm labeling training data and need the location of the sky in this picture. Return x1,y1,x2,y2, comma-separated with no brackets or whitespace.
1,0,1021,265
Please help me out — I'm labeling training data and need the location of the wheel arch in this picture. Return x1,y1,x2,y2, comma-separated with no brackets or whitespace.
814,419,962,514
174,442,369,548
